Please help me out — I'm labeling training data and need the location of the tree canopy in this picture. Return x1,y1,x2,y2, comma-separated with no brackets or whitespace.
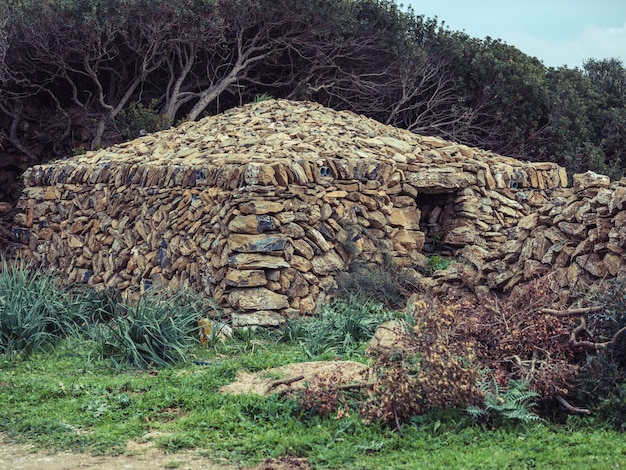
1,0,625,185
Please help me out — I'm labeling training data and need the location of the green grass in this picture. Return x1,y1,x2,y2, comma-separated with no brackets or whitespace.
0,263,625,469
1,335,625,469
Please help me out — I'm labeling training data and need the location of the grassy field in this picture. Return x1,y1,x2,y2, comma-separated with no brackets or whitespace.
1,333,625,469
1,263,625,469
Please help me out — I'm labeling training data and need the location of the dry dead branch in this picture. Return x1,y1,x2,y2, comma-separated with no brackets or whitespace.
541,305,604,317
569,318,626,352
555,394,591,415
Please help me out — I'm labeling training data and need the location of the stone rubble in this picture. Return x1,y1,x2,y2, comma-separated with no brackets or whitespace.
13,99,612,325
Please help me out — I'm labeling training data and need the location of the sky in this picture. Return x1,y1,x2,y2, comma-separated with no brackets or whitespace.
403,1,626,68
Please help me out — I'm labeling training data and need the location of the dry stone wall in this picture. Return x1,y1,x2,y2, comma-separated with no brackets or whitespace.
13,99,570,325
427,171,626,303
488,172,626,295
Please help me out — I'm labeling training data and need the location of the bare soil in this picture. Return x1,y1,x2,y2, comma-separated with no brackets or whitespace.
0,432,237,470
221,360,373,396
0,433,313,469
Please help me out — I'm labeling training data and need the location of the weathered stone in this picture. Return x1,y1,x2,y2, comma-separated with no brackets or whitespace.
405,168,477,193
575,253,608,277
310,250,344,275
609,187,626,213
229,287,289,311
292,238,315,259
225,269,267,287
388,207,421,230
239,200,285,215
572,171,610,190
523,259,549,280
290,255,312,272
305,227,333,252
232,310,284,327
228,214,278,234
603,252,623,276
392,229,425,251
366,320,407,356
367,210,387,229
445,226,485,247
228,253,289,269
518,212,539,230
557,221,586,238
286,271,310,297
227,233,289,253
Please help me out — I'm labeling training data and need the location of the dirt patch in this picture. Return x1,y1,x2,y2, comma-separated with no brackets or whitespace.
0,433,239,470
0,432,315,470
253,456,311,469
220,360,373,396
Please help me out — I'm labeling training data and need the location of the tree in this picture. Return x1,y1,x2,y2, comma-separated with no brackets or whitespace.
583,59,626,173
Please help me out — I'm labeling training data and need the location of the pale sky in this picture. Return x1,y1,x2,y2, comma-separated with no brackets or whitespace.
403,1,626,68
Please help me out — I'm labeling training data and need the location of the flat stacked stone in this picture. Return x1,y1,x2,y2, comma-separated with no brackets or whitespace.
12,99,571,324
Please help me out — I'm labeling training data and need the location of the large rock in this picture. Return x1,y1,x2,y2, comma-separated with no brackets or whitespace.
229,287,290,311
225,269,267,287
227,253,289,269
311,250,344,275
405,168,477,193
228,214,278,234
227,233,289,253
366,320,408,357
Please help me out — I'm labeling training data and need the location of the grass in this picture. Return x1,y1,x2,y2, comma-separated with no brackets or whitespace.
0,263,625,468
1,335,626,469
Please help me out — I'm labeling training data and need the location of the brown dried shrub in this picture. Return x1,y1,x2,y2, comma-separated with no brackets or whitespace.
450,278,578,399
360,300,481,426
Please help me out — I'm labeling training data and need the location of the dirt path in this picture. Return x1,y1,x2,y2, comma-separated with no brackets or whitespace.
0,433,311,470
0,433,239,470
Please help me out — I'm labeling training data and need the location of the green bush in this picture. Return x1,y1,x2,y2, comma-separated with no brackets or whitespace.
114,100,170,140
89,290,205,368
282,295,394,358
0,259,83,355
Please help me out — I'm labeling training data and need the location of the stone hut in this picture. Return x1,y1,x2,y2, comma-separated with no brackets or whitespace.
13,100,571,326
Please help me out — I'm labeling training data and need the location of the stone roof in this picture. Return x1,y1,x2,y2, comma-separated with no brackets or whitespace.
25,99,566,193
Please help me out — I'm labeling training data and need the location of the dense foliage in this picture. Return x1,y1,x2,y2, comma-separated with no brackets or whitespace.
1,0,625,191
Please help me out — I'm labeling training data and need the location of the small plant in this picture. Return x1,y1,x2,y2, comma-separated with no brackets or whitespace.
282,295,394,358
114,99,170,140
253,93,273,103
467,377,543,424
0,259,84,355
427,254,451,272
72,146,87,156
77,287,126,324
336,256,420,309
89,290,203,368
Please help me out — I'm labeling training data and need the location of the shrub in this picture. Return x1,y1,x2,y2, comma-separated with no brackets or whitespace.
360,302,481,426
467,377,543,424
0,259,83,355
570,278,626,420
282,295,394,358
589,277,626,366
77,287,126,324
452,278,577,400
89,290,205,368
335,256,421,310
114,100,170,140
